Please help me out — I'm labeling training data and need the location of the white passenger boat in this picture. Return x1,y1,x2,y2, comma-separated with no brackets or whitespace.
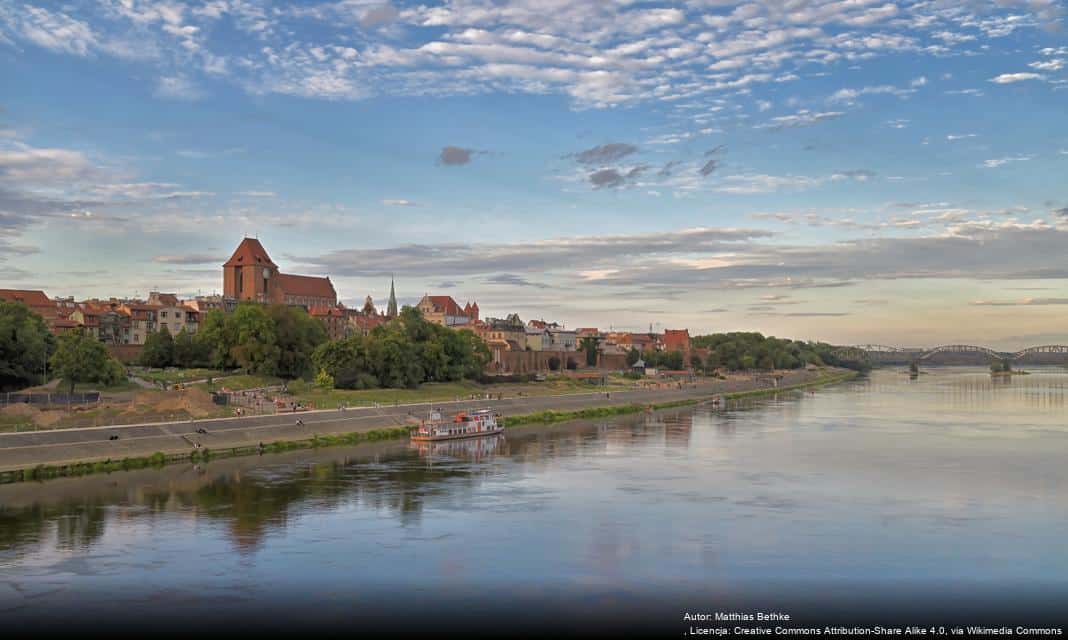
410,408,504,442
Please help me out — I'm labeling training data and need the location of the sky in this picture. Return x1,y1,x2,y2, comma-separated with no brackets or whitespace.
0,0,1066,350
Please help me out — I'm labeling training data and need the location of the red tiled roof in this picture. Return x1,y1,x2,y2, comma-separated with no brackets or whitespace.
425,295,464,316
277,273,336,300
309,306,344,317
223,237,277,268
0,289,51,308
153,293,180,306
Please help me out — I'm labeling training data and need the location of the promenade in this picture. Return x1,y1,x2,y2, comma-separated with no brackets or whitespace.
0,369,850,473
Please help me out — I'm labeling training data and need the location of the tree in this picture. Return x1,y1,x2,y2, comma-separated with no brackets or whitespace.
308,306,490,390
625,347,641,367
198,309,235,369
661,350,684,370
139,329,175,368
266,304,328,379
548,355,561,371
579,336,599,367
227,304,281,375
0,300,56,391
173,328,212,368
689,354,703,370
50,330,126,393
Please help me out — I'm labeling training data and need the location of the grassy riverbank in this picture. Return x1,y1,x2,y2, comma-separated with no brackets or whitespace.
0,369,858,484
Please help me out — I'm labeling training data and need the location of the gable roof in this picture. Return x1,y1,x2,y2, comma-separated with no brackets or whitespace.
276,273,336,300
224,237,277,268
424,295,464,316
150,292,180,306
0,289,51,308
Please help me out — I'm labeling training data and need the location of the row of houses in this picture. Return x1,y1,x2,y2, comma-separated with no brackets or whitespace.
2,239,695,371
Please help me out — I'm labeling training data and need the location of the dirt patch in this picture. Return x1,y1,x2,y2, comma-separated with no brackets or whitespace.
1,403,39,418
126,388,219,419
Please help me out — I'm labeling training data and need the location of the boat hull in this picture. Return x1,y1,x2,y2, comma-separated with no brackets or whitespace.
411,426,505,442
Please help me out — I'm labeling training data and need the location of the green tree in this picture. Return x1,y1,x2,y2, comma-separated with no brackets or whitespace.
50,330,126,393
689,354,703,370
309,305,490,390
228,304,280,375
579,336,599,367
173,328,212,368
139,329,175,368
625,347,641,367
661,350,684,370
266,304,328,379
198,309,235,369
0,300,56,391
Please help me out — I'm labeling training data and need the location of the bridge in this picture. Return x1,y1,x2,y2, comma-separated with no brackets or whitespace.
832,344,1068,366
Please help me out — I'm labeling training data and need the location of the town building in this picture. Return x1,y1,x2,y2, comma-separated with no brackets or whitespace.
148,291,199,336
662,329,691,358
417,295,479,327
0,289,58,329
310,306,347,341
476,314,527,351
71,301,131,345
223,238,337,308
525,324,548,351
546,327,577,351
121,302,159,345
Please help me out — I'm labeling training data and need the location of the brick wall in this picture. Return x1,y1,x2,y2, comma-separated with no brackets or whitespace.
488,350,628,374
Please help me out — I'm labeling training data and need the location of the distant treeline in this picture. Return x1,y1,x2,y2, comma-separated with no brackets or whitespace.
691,332,867,372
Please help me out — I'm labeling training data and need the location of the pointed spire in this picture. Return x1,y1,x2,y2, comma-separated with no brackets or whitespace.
387,275,398,318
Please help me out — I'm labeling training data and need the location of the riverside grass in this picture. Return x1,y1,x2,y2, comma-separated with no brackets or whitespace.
0,370,857,484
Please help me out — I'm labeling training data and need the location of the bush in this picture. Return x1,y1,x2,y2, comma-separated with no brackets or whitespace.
548,356,561,371
565,357,577,370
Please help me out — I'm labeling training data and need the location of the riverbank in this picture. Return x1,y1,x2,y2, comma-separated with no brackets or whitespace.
0,368,858,483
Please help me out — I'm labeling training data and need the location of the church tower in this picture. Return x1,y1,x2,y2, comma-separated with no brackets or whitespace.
386,276,398,318
223,237,278,303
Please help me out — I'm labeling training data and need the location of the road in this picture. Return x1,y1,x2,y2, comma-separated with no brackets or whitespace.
0,370,842,472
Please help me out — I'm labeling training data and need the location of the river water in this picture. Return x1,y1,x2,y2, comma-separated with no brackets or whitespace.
1,367,1067,633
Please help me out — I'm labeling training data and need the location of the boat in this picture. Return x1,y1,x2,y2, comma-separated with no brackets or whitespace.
410,408,504,442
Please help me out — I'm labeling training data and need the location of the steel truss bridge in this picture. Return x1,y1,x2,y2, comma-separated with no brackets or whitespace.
833,344,1068,363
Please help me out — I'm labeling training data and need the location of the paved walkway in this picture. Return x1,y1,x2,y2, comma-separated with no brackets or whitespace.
0,370,843,471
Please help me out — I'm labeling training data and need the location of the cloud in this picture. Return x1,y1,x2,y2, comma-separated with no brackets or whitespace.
588,165,648,189
381,198,417,206
981,155,1033,168
946,133,976,141
154,75,205,101
699,158,719,177
572,143,638,165
484,273,548,288
756,110,845,131
971,298,1068,306
360,5,399,28
438,146,480,166
989,73,1045,84
236,190,276,198
1030,59,1065,72
153,253,224,265
831,170,875,181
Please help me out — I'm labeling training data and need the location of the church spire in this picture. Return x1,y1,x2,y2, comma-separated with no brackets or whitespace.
387,275,398,318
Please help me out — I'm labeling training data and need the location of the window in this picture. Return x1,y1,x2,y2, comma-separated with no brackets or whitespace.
161,311,168,318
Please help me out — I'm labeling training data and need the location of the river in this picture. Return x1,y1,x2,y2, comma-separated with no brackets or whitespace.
2,367,1067,634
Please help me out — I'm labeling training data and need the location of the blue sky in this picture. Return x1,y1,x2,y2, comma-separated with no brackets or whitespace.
1,0,1066,349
